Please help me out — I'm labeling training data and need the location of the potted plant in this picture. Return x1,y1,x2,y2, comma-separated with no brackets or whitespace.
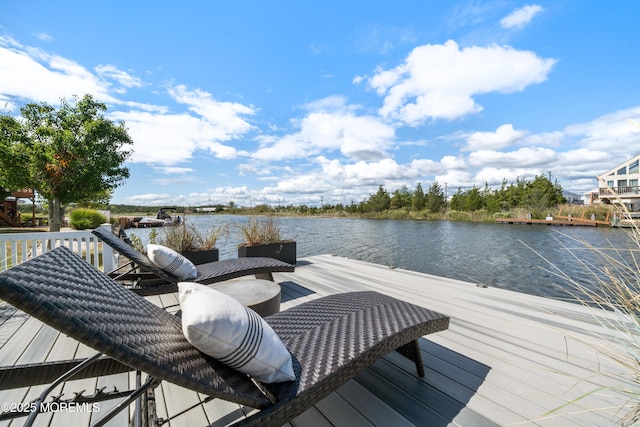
237,216,296,265
151,222,227,265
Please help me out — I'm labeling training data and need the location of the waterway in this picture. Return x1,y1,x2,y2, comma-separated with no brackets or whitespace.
127,215,640,301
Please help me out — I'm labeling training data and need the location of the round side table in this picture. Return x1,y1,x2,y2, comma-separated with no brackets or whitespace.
211,279,281,317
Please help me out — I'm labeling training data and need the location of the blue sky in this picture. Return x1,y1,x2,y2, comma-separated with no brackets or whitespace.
2,1,640,207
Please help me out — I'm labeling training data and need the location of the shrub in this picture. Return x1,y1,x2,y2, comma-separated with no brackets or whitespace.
153,222,227,252
69,209,106,230
238,216,293,246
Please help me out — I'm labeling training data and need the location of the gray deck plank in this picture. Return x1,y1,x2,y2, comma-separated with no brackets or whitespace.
200,393,246,427
92,372,132,426
156,382,210,427
334,380,415,427
314,391,375,426
373,353,507,427
289,405,333,427
0,317,46,366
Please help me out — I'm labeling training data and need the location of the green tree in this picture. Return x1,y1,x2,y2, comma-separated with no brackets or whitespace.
390,185,412,209
449,188,466,211
0,115,30,191
425,181,445,212
482,182,500,213
523,174,566,210
505,177,527,208
367,185,391,212
0,94,134,231
412,182,426,211
465,187,483,211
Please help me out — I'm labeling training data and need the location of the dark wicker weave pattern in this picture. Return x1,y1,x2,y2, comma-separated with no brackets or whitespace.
0,247,271,408
92,227,295,291
0,247,449,426
251,292,450,426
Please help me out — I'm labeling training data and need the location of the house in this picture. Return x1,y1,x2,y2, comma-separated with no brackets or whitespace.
562,190,583,204
594,154,640,211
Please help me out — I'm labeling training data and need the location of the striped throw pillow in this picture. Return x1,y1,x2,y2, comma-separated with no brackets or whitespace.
178,282,295,383
147,244,198,280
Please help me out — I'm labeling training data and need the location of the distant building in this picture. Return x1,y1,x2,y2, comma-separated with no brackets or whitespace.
593,154,640,211
562,190,583,204
583,187,600,206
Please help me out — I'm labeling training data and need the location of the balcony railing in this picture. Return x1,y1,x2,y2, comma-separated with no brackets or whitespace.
600,186,640,196
0,229,115,272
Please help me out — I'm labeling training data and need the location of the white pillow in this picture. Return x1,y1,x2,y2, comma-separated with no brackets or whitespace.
147,244,198,280
178,282,295,383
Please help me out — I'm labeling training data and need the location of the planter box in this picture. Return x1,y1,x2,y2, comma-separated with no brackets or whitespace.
182,249,219,265
238,242,296,265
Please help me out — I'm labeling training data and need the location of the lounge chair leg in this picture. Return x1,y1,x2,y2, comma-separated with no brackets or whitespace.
255,272,274,281
396,339,425,377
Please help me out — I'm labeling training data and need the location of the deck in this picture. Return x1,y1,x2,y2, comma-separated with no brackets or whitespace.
0,254,635,426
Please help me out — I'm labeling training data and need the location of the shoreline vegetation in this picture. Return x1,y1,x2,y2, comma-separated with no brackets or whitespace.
8,203,616,231
103,175,612,224
107,203,614,224
8,175,616,228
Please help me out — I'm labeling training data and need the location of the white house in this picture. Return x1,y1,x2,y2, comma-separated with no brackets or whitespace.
593,154,640,211
562,190,582,204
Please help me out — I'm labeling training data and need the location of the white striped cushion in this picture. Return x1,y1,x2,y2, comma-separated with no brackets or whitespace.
147,244,197,280
178,282,294,383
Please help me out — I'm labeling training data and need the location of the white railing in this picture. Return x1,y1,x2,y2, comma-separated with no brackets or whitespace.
0,229,115,272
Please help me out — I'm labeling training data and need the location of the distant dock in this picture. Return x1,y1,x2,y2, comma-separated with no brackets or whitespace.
496,207,613,227
496,217,610,227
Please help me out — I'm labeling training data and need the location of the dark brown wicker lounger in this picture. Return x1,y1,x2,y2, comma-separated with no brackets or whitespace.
0,247,449,426
92,226,295,295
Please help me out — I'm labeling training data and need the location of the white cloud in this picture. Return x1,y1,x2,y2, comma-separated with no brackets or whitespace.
109,110,239,165
565,106,640,152
464,124,526,151
0,36,114,104
435,169,475,191
252,96,396,161
468,147,557,168
124,193,175,205
440,155,467,170
473,168,527,187
34,32,52,42
156,167,194,174
168,85,255,138
500,5,544,30
95,64,144,89
238,163,273,176
368,40,556,125
520,131,564,147
106,85,257,166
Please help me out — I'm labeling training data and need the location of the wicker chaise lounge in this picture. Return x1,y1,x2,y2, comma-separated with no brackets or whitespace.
92,226,295,295
0,247,450,426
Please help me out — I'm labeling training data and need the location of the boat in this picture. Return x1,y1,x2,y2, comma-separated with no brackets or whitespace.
156,207,182,226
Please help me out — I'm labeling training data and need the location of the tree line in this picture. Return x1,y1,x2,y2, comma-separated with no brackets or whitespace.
103,174,566,218
270,175,566,216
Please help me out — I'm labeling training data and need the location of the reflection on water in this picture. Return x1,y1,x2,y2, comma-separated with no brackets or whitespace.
127,215,639,300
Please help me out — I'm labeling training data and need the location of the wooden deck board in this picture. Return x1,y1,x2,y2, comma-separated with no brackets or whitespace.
333,380,415,427
0,253,635,426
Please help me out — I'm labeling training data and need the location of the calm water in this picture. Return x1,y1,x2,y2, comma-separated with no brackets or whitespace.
128,215,640,301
